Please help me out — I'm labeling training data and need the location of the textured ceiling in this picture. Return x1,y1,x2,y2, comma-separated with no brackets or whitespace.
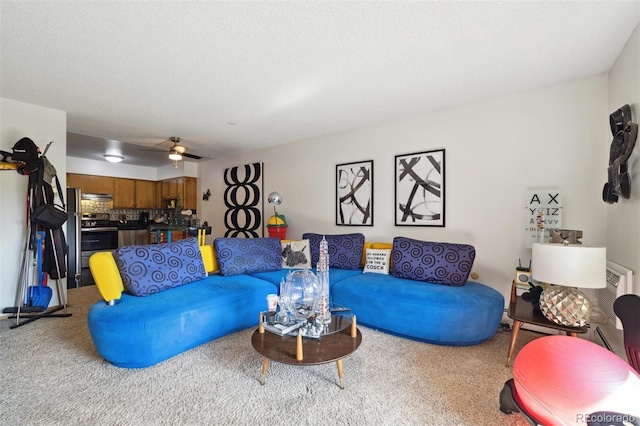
1,1,639,167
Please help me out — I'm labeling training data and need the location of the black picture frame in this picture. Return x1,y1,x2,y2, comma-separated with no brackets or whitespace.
395,149,445,227
336,160,374,226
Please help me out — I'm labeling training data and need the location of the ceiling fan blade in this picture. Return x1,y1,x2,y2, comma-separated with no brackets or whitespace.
182,152,202,160
152,138,174,148
139,137,202,161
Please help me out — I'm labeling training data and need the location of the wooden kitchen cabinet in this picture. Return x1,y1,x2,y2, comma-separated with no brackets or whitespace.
183,177,197,210
135,180,156,209
115,178,156,209
68,173,196,210
113,178,135,208
176,177,185,207
155,182,163,209
67,173,114,194
160,179,177,207
159,177,193,209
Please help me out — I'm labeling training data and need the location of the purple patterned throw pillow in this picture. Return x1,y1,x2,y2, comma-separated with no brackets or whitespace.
302,233,365,270
214,237,282,276
113,237,206,296
390,236,475,286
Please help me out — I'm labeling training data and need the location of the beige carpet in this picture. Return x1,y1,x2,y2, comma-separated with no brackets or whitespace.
0,286,534,425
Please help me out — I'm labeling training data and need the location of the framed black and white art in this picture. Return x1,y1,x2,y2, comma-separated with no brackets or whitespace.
395,149,445,227
223,162,264,237
336,160,373,226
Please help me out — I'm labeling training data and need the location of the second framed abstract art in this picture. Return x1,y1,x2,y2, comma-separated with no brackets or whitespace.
395,149,445,227
336,160,373,226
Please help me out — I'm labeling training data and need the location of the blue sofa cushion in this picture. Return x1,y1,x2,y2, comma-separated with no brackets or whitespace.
88,274,278,368
390,236,475,286
113,237,206,296
214,237,282,276
302,233,364,270
331,274,504,346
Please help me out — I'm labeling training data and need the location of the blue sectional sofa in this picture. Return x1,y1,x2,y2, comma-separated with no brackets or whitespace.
87,234,504,368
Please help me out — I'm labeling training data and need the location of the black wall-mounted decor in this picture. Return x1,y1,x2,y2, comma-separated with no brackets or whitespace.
603,104,637,204
223,162,263,237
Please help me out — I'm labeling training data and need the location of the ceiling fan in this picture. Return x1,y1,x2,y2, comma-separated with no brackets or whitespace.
140,137,203,161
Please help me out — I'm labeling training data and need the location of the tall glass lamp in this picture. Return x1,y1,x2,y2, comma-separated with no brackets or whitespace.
532,243,606,327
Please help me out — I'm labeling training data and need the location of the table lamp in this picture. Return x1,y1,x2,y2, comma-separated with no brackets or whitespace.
266,191,287,239
532,243,606,327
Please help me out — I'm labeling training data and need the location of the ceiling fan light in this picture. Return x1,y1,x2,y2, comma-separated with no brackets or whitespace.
169,152,182,161
103,154,124,163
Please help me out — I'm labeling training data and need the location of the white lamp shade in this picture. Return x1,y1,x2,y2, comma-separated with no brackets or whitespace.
103,154,123,163
532,243,606,289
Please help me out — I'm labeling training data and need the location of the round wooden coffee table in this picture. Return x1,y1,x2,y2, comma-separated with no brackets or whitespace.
251,313,362,389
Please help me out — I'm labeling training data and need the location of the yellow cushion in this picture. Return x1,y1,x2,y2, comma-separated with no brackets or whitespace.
199,245,219,274
371,242,393,250
89,251,124,303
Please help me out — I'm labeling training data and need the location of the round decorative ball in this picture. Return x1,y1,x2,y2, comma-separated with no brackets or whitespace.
539,285,591,327
268,191,282,206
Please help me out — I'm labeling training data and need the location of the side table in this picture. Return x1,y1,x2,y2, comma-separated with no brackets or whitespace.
506,281,587,366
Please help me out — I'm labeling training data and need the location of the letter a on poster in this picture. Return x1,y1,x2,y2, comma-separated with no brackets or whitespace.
525,189,562,248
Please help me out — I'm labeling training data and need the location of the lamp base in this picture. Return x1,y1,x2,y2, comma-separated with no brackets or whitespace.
539,286,592,327
267,225,287,240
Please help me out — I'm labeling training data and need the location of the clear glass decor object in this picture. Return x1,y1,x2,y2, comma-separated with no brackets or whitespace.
280,270,320,321
539,285,592,327
316,235,331,325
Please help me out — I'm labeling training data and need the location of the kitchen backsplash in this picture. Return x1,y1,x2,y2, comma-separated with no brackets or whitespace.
81,200,196,224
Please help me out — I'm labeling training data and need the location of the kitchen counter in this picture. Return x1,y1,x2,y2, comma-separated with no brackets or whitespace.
148,226,211,244
148,223,170,231
117,221,150,230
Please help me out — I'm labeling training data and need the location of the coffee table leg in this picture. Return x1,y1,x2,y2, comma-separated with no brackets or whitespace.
260,358,269,385
296,330,303,361
336,359,344,389
506,319,522,367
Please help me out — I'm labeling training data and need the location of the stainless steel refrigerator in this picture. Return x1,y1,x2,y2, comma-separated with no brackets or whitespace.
66,187,82,288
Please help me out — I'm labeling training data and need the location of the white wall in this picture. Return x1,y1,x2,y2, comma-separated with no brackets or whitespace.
1,98,67,312
67,156,198,180
198,75,609,304
606,23,640,294
67,156,159,180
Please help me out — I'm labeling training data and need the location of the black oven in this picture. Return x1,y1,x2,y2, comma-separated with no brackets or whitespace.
81,214,118,269
81,227,118,251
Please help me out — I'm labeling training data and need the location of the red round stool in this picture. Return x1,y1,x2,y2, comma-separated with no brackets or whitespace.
501,335,640,425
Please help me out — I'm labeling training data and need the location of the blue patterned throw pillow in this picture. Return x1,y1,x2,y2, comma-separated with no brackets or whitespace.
302,233,365,270
390,236,475,286
113,237,206,296
214,237,282,276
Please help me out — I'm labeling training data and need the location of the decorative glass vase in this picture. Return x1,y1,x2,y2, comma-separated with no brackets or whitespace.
281,270,320,321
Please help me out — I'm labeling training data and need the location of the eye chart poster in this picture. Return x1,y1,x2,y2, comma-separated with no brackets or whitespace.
525,189,562,248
